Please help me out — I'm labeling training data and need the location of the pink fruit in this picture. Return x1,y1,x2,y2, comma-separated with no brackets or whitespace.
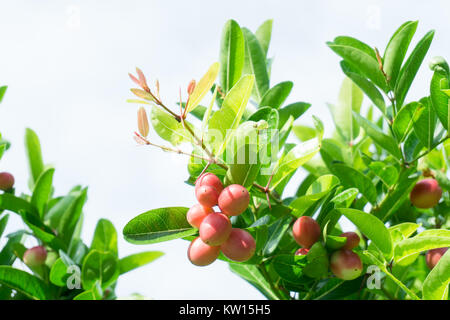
0,172,14,191
295,248,309,256
195,173,223,194
23,246,47,267
410,179,442,209
330,249,363,280
187,237,220,266
292,216,321,248
340,232,360,250
218,184,250,216
426,247,448,269
221,228,256,262
199,213,232,246
187,204,214,228
195,185,220,207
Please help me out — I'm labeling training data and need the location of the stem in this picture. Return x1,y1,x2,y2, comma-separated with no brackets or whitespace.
409,135,450,164
303,280,319,300
382,267,420,300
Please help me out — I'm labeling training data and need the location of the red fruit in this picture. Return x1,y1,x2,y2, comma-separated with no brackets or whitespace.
218,184,250,216
292,216,321,248
195,185,220,207
221,228,256,262
187,237,220,266
410,179,442,209
0,172,14,191
199,213,232,246
23,246,47,267
426,247,448,269
187,204,214,228
330,249,363,280
295,248,309,256
195,173,224,194
340,232,360,250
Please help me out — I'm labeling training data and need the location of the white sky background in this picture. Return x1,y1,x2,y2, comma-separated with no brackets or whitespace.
0,0,449,299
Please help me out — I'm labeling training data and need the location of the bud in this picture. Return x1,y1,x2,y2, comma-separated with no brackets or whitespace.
23,246,47,268
0,172,14,191
137,107,149,137
135,67,150,91
187,80,196,96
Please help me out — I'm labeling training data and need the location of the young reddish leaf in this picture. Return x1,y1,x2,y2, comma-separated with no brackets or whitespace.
137,107,149,137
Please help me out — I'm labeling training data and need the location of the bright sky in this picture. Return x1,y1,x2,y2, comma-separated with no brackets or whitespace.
0,0,449,299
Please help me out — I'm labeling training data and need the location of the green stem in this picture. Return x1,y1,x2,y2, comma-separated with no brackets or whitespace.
257,264,286,300
381,266,420,300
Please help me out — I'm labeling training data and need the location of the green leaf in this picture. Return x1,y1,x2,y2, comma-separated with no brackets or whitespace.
0,193,35,216
81,250,119,290
278,102,311,129
327,42,388,92
74,281,102,300
229,264,280,300
0,86,7,103
340,61,386,114
25,128,44,187
368,162,398,187
353,112,402,159
0,214,9,238
272,254,307,284
220,20,244,93
423,249,450,300
91,219,118,255
271,138,320,189
150,106,191,146
259,81,293,109
383,21,418,87
330,163,377,204
242,28,269,102
392,102,423,142
331,36,377,60
430,69,450,130
255,19,273,58
262,216,292,256
208,75,254,155
395,30,435,107
31,168,54,219
303,242,329,279
311,277,364,300
329,77,363,142
119,251,164,275
186,62,219,113
0,232,25,265
123,207,196,244
248,107,279,129
49,257,74,287
335,208,393,258
413,97,436,150
0,266,54,300
394,234,450,266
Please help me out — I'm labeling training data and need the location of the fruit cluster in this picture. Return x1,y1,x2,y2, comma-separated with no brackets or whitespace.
187,173,256,266
292,216,363,280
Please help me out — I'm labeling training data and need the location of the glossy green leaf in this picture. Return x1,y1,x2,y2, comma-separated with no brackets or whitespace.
0,266,54,300
262,216,292,256
272,254,307,284
0,214,9,238
242,28,269,102
0,193,35,216
81,250,119,290
413,97,437,150
430,69,450,130
303,242,329,279
393,102,423,142
119,251,164,275
259,81,293,109
123,207,196,244
25,128,44,187
150,106,191,146
248,107,279,129
91,219,118,255
0,86,7,103
31,168,54,219
229,264,280,300
383,21,418,86
74,281,102,300
368,162,398,187
394,233,450,265
208,75,254,155
331,36,377,59
220,20,244,93
255,19,273,58
278,102,311,129
395,30,435,107
335,208,393,258
186,62,219,113
422,249,450,300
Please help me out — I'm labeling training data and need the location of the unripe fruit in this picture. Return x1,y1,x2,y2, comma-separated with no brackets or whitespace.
186,204,214,228
195,173,224,194
340,232,360,250
0,172,14,191
426,247,448,269
221,228,256,262
292,216,321,248
295,248,309,256
23,246,47,268
187,237,220,266
199,213,232,246
195,185,220,207
410,179,442,209
218,184,250,216
330,249,363,280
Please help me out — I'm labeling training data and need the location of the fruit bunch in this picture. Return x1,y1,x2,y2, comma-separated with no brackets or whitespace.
186,173,256,266
292,216,363,280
